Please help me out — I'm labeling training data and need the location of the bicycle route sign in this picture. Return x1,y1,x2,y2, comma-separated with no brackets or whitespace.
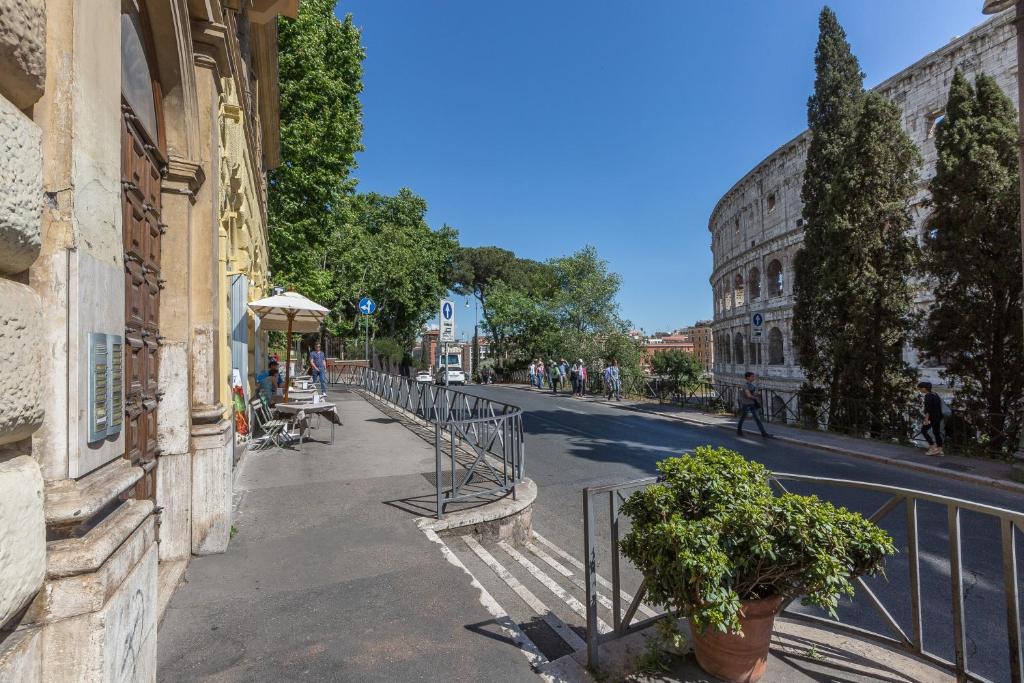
358,297,377,315
440,298,456,342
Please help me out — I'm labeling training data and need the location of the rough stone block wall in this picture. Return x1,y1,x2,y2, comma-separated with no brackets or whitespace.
0,3,47,677
0,0,45,110
0,94,42,273
0,456,45,625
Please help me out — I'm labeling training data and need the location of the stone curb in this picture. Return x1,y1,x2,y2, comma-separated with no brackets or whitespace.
416,478,537,533
502,384,1024,497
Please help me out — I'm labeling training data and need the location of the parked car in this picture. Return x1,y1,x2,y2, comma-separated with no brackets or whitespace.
434,366,466,385
415,370,432,384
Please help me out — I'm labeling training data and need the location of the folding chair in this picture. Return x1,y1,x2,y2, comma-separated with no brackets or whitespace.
249,398,289,449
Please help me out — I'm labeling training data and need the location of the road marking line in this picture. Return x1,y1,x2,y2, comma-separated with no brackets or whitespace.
532,532,659,619
498,541,611,634
462,535,587,652
525,542,617,613
421,528,546,668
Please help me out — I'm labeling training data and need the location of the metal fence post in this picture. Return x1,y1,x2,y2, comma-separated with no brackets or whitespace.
435,422,444,519
583,487,599,670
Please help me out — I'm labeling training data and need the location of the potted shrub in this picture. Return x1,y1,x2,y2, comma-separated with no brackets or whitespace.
619,446,895,683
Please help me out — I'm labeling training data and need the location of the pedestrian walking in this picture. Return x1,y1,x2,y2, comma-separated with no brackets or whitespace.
528,360,536,388
537,360,546,388
736,371,772,438
578,360,587,396
549,359,560,394
603,361,622,401
309,342,328,395
569,360,580,396
917,381,945,456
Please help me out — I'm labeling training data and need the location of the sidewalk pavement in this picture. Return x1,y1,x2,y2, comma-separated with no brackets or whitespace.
509,384,1024,496
157,388,537,682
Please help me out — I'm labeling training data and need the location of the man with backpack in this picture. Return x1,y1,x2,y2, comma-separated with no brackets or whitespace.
549,359,561,394
917,381,947,456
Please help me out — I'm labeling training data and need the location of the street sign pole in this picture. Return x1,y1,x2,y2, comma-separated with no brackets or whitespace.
439,298,456,386
358,297,377,370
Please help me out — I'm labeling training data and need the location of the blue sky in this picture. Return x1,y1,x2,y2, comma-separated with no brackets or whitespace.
336,0,989,338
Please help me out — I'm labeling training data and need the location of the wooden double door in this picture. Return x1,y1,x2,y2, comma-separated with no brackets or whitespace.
121,101,163,499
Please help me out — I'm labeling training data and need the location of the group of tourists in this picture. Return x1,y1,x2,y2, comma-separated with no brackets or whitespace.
526,359,623,400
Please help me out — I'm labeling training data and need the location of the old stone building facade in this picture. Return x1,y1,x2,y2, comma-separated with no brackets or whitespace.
0,1,295,680
708,13,1019,420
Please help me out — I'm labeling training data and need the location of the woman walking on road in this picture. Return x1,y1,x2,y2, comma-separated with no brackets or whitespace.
577,360,587,396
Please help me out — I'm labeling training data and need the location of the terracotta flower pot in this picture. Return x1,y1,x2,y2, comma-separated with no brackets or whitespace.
689,595,783,683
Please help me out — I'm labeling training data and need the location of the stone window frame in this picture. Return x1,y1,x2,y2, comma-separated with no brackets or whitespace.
733,331,745,366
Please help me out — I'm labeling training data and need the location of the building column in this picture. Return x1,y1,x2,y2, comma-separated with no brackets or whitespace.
188,34,232,556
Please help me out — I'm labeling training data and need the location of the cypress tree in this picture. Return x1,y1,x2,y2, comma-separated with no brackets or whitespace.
919,71,1023,454
793,7,919,435
793,7,865,418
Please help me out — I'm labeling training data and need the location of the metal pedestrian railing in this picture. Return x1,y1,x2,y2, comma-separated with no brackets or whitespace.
582,473,1024,683
348,369,525,520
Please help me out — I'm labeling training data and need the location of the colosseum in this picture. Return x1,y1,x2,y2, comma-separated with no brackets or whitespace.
708,12,1019,422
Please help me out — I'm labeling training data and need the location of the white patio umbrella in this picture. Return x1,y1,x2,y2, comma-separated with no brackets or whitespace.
248,291,329,401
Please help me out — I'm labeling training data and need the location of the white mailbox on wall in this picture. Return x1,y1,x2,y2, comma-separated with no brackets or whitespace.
88,333,123,442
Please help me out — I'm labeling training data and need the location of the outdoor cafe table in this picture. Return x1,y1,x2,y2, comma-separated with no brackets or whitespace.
273,401,341,446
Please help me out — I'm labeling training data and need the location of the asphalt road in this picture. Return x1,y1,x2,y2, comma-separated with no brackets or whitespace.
463,383,1024,683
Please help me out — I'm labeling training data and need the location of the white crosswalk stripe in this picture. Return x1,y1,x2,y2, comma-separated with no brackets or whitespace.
462,535,587,652
498,541,611,634
422,528,547,668
525,542,617,613
531,531,660,619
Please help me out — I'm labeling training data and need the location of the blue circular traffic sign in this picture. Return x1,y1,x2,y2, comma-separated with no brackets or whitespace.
752,313,764,326
442,301,454,320
359,297,377,315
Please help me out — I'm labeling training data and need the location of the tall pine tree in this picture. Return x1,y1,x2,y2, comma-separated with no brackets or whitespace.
793,7,919,435
919,71,1023,454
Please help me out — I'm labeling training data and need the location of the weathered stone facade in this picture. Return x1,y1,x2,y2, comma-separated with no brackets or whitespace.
708,13,1019,418
0,1,296,680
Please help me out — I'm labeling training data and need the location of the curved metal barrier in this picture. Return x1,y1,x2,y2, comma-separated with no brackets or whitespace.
582,473,1024,683
348,369,525,519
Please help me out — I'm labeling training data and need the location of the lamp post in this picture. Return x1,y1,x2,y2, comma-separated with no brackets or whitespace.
466,298,479,381
980,0,1024,478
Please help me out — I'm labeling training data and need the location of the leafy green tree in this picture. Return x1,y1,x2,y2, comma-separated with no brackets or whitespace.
918,71,1023,454
330,190,459,350
651,349,704,395
269,1,365,303
550,246,624,336
451,246,555,359
484,281,559,365
793,7,919,435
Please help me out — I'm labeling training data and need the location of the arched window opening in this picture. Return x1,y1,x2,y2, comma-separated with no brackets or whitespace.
720,334,730,364
121,9,159,141
734,273,745,307
768,327,784,365
748,267,761,300
767,259,784,297
733,332,745,365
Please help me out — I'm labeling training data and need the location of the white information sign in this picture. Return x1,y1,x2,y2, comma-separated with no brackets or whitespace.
440,298,456,342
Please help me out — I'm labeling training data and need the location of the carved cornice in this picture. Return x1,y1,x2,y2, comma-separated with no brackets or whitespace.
191,21,230,77
164,156,207,202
